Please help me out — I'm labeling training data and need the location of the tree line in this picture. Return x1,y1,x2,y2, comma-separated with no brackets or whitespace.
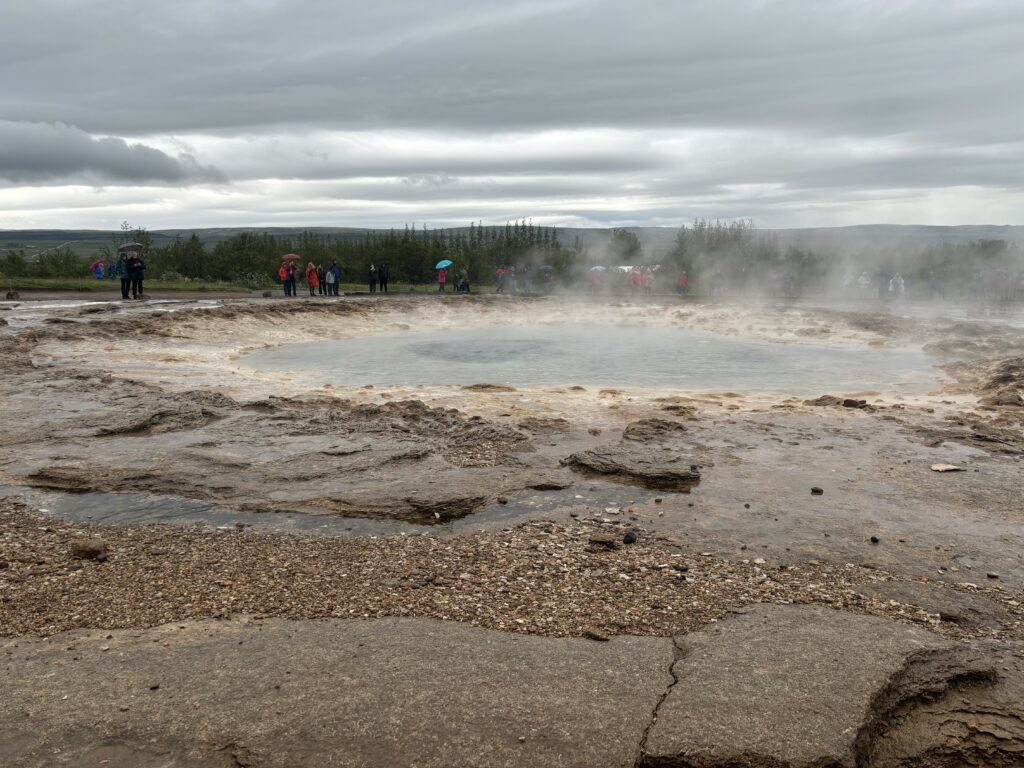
3,218,1021,298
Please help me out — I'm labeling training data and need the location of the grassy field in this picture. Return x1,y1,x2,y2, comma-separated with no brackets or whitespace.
3,277,251,293
3,277,499,295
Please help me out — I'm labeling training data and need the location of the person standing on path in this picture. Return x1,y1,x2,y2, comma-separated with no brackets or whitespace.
286,262,298,296
677,270,688,297
324,263,335,296
379,263,389,293
127,252,146,299
369,264,378,293
438,268,447,292
330,261,342,295
279,263,291,296
116,254,131,300
305,262,319,296
317,265,326,296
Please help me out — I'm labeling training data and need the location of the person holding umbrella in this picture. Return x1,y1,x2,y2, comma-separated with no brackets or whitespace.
436,258,452,292
279,254,302,297
127,251,146,299
286,261,298,296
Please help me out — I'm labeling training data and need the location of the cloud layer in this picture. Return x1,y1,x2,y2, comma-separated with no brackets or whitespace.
0,121,225,185
2,0,1023,228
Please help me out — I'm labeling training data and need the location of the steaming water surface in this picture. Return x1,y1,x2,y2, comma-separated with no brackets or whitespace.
242,325,938,395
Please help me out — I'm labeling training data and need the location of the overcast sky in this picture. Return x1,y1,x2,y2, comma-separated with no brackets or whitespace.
2,0,1023,230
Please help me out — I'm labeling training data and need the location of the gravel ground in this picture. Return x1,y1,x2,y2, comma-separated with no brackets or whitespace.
2,499,1021,641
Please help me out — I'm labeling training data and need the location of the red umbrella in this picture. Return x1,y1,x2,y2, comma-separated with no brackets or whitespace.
281,253,302,261
89,259,106,271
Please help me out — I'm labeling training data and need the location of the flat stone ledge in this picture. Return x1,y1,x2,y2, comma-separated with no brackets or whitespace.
0,617,674,768
642,604,996,768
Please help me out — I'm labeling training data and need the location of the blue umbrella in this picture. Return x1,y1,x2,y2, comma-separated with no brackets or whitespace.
435,259,453,270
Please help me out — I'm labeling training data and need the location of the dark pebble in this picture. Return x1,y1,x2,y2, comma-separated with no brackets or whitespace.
623,530,638,545
811,487,824,495
870,535,880,544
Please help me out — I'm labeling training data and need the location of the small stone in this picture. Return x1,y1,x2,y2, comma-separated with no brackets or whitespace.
497,497,509,505
70,538,107,560
623,530,638,545
870,535,880,544
588,533,619,549
987,572,1000,580
583,629,610,641
811,487,824,495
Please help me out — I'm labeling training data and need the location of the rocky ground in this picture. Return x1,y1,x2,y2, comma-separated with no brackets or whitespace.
1,294,1023,766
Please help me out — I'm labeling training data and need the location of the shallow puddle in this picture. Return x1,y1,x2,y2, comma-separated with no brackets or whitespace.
0,483,664,537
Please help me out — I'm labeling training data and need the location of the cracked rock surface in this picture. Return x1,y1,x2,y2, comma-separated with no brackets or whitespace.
641,604,1005,767
1,617,674,768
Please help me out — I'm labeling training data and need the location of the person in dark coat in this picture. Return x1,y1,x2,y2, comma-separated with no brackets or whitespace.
286,262,298,296
126,253,146,299
378,263,390,293
116,254,131,299
330,261,342,296
369,264,378,293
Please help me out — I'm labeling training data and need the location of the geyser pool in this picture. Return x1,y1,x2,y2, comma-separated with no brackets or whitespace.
241,325,938,394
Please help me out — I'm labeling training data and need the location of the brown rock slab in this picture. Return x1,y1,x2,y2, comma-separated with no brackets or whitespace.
622,418,689,442
642,604,995,768
561,444,700,490
0,617,674,768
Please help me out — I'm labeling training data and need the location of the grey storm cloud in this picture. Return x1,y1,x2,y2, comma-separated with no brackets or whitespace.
0,121,226,185
2,0,1021,138
2,0,1024,227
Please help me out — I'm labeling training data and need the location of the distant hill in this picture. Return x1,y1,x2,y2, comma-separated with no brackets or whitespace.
3,224,1023,260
